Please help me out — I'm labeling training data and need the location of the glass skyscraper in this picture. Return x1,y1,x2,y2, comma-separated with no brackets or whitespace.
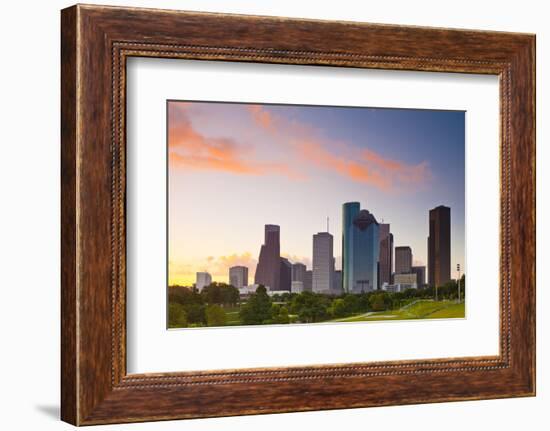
342,202,380,293
342,202,360,293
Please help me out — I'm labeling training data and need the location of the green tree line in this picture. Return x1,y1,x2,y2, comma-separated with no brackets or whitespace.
168,276,465,328
168,282,239,328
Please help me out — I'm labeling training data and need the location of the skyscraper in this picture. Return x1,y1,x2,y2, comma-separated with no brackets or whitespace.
291,262,307,283
229,266,248,288
395,246,412,274
342,203,380,293
342,202,360,293
279,257,292,291
195,272,212,292
412,265,426,286
312,232,334,294
428,205,451,287
255,224,281,291
333,270,343,294
378,224,393,288
304,270,313,292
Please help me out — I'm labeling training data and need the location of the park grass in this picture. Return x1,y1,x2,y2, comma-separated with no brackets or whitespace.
427,301,465,318
331,300,465,323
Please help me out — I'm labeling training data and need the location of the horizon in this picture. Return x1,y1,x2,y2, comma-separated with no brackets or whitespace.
168,101,465,286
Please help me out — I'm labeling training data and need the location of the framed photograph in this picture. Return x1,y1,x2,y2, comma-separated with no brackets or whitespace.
61,4,535,425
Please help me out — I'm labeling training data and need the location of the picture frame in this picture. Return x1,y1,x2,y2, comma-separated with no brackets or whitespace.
61,4,535,425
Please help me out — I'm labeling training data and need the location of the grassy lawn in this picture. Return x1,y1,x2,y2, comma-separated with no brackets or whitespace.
331,300,465,323
427,302,465,318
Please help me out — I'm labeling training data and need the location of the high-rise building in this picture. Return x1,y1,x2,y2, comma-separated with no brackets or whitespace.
291,262,307,283
342,202,360,293
279,257,292,291
395,246,412,274
255,224,281,291
312,232,334,294
291,280,304,293
378,224,393,288
428,205,451,287
195,272,212,292
412,265,426,287
333,270,343,294
342,203,380,293
229,266,248,289
304,270,313,292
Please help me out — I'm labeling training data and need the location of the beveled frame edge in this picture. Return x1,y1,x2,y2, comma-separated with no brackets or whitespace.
61,4,535,426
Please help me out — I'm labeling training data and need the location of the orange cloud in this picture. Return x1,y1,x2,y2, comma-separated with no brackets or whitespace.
169,101,431,191
247,104,276,132
212,252,258,277
243,103,431,191
295,139,390,190
168,103,300,178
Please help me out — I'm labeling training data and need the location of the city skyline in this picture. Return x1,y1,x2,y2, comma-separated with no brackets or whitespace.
168,100,465,286
190,201,448,293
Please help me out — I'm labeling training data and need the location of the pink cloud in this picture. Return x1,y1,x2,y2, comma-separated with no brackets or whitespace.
295,139,390,190
247,105,277,132
168,103,301,178
244,103,431,191
169,101,432,191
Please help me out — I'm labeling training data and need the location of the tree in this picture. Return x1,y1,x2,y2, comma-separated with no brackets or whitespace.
184,303,207,325
206,304,227,326
201,282,239,306
168,285,203,306
168,302,188,328
369,293,386,311
330,298,347,318
391,292,405,310
290,291,330,323
221,284,240,305
342,293,361,314
273,305,290,324
239,285,272,325
168,285,206,325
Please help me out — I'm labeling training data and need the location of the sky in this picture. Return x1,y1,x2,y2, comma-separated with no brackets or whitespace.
168,100,465,286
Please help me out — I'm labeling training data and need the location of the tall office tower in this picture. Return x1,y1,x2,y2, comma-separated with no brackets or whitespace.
352,210,380,293
304,270,313,292
412,265,426,287
395,246,413,274
312,232,334,294
342,202,380,293
254,224,281,291
378,224,393,288
279,257,292,291
229,266,248,289
195,272,212,292
428,205,451,287
333,270,343,294
342,202,360,293
291,262,307,283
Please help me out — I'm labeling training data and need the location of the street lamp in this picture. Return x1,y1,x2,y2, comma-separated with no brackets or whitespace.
457,264,461,303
